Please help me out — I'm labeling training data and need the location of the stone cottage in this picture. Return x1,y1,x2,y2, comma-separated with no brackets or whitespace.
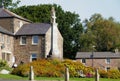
0,7,63,66
75,50,120,71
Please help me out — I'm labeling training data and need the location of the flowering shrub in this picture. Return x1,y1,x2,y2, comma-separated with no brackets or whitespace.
11,59,94,77
99,69,120,79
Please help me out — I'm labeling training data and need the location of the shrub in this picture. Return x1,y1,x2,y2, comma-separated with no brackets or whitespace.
11,59,94,77
108,69,120,79
99,70,108,78
0,60,7,67
99,69,120,79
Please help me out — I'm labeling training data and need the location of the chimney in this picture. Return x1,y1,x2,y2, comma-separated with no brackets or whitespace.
115,48,119,54
0,0,4,9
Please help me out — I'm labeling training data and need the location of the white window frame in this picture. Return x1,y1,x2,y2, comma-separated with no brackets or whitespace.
32,36,39,45
81,58,86,64
106,58,110,64
30,53,37,62
20,36,27,45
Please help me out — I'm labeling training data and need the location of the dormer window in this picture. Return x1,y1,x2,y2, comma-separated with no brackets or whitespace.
32,36,38,45
20,36,26,45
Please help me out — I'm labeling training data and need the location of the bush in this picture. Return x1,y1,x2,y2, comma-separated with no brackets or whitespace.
0,60,12,71
0,60,7,67
11,59,94,77
99,70,108,78
108,69,120,79
99,69,120,79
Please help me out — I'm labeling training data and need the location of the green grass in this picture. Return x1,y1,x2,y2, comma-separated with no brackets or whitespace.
0,74,120,81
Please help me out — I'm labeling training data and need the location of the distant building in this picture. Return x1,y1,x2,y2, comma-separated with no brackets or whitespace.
0,7,63,66
76,51,120,71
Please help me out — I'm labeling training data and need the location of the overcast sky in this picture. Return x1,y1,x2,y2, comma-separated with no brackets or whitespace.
15,0,120,22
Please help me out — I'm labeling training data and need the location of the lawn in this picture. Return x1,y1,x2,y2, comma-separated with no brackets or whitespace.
0,74,120,81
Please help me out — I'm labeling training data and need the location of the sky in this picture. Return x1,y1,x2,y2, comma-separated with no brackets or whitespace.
15,0,120,22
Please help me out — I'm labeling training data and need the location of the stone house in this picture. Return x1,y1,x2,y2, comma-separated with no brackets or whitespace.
75,51,120,71
0,7,63,66
0,26,14,66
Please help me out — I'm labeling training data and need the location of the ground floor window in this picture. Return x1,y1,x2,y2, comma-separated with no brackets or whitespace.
30,53,37,62
106,67,110,71
7,54,10,61
81,58,86,63
2,53,10,61
2,53,5,60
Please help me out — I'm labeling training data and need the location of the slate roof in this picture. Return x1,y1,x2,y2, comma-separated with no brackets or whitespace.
0,26,13,35
76,52,120,59
0,8,31,22
15,23,51,35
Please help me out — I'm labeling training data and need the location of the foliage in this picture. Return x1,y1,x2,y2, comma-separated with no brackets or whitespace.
0,60,7,67
81,14,120,52
11,59,94,77
99,69,120,79
0,0,20,9
11,4,83,59
0,60,12,71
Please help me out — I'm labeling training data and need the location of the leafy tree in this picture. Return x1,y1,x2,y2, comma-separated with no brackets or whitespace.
82,13,120,52
12,4,83,59
0,0,20,9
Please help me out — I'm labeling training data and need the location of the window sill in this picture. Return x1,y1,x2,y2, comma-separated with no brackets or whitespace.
32,43,38,45
20,44,26,45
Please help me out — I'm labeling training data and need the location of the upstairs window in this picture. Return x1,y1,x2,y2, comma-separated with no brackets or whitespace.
7,36,10,44
0,34,4,43
20,36,26,45
32,36,38,45
106,58,110,64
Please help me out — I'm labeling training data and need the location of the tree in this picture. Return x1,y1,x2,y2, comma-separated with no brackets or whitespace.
12,4,83,59
82,13,120,52
0,0,20,9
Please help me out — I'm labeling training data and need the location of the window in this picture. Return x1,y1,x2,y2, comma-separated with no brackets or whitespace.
20,36,26,45
7,36,10,44
81,58,86,63
106,67,110,71
0,34,4,42
2,53,5,60
7,54,10,61
106,58,110,64
32,36,38,45
31,53,37,61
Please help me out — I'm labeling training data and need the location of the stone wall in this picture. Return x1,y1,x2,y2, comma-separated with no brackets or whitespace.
0,33,14,66
13,18,30,33
14,35,45,64
52,23,63,60
0,18,30,33
45,27,51,58
0,18,13,32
